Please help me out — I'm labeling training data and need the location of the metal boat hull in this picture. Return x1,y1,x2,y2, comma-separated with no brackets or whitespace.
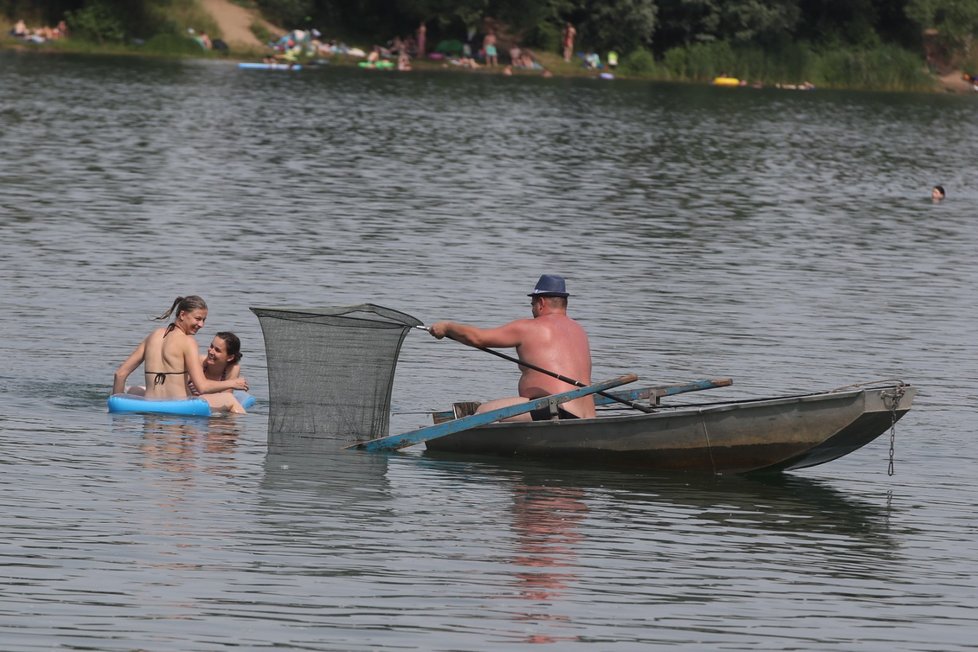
424,385,915,474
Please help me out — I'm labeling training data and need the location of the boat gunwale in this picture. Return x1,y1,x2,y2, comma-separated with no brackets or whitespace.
466,384,913,430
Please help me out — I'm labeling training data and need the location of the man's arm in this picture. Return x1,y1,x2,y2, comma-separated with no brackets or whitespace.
429,319,528,349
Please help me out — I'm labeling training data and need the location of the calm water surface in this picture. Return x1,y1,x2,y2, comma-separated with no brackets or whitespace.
1,52,977,650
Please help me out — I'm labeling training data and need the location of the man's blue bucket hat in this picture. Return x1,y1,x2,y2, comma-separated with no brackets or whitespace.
528,274,570,298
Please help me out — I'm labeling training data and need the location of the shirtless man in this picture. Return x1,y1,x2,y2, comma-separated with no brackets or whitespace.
429,274,595,421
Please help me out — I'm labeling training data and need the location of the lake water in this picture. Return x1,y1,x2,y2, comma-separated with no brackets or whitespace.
1,52,977,650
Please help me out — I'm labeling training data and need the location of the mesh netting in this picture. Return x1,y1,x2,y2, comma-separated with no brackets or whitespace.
251,304,422,440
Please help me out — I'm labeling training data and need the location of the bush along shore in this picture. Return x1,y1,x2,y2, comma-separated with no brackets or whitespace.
2,1,974,94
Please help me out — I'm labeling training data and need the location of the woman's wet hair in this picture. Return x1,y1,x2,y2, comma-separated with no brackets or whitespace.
216,331,242,363
156,295,208,321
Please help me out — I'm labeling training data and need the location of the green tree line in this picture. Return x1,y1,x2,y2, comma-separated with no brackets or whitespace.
5,0,978,87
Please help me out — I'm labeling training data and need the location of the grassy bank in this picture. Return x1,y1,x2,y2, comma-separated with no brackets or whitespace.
407,44,938,93
0,0,268,61
613,41,938,92
0,33,254,59
0,10,944,93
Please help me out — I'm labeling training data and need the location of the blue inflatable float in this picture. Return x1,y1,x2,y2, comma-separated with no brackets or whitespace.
238,62,302,71
235,391,257,410
107,391,256,416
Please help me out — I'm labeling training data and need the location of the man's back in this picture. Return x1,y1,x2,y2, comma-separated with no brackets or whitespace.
516,313,594,417
427,274,596,419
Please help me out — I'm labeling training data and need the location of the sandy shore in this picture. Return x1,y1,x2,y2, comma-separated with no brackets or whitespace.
938,70,977,93
201,0,279,50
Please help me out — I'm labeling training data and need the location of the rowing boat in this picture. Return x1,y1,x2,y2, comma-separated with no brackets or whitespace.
422,382,915,475
249,305,915,475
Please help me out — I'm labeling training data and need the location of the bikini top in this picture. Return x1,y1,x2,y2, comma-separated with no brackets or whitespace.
147,325,186,386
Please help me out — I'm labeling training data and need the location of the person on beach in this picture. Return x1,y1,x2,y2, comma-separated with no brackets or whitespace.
484,30,498,67
398,48,412,71
562,22,576,62
931,185,946,202
428,274,595,421
113,296,248,413
188,332,243,397
417,21,426,58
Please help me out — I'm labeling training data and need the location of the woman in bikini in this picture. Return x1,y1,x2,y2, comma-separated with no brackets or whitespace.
113,296,248,414
188,332,242,396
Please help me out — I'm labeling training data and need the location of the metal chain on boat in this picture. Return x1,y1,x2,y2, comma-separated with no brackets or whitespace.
880,384,906,476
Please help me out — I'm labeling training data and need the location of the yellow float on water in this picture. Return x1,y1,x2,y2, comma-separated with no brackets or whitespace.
713,76,741,87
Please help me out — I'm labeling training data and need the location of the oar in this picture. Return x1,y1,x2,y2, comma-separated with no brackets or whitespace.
416,325,654,414
431,377,734,423
594,377,733,406
350,374,638,452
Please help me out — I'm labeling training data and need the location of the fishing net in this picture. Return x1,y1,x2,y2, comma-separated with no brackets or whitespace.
251,304,422,440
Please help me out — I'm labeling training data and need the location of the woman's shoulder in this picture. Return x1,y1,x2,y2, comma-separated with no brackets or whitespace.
144,326,168,342
156,326,198,352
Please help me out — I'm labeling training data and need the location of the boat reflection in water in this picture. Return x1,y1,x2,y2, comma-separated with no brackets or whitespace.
418,453,897,549
411,453,899,645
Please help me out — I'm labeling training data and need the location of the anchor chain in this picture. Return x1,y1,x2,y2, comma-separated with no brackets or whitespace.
881,384,906,476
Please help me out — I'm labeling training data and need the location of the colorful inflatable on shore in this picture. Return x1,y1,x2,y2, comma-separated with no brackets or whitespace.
713,76,741,87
